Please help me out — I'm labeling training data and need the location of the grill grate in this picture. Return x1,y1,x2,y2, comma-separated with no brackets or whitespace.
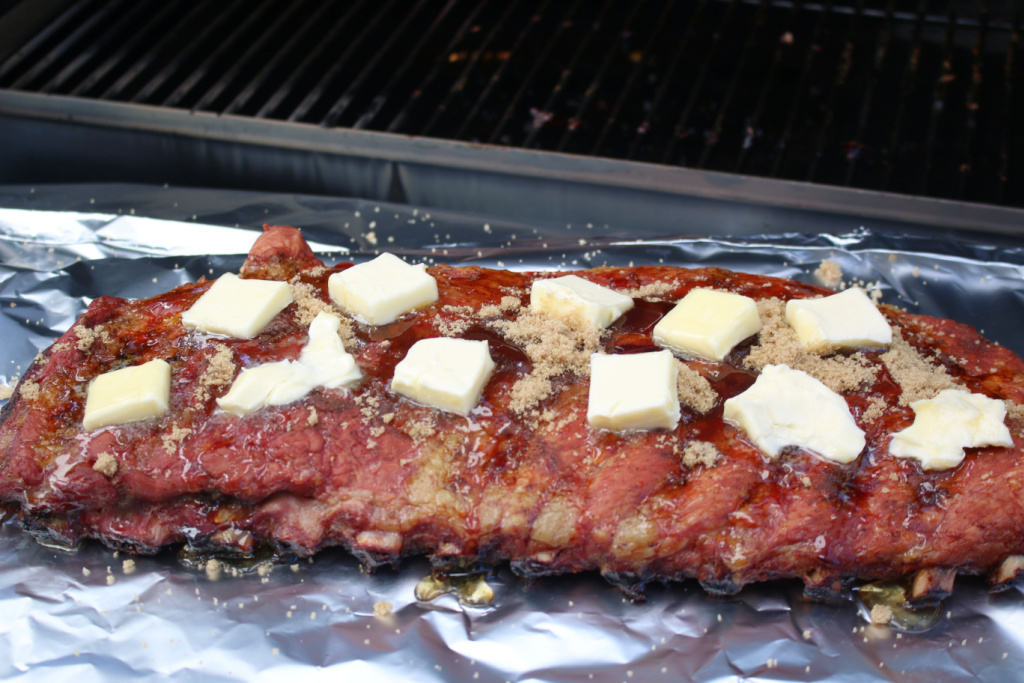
1,0,1021,208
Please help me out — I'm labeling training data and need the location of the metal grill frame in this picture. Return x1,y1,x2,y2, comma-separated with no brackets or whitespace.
2,90,1024,242
1,0,1023,234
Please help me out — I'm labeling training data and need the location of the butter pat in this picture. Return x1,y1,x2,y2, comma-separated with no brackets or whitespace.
328,253,438,325
297,311,363,389
723,364,865,464
530,275,634,328
217,311,362,416
652,289,761,361
785,287,892,353
182,273,293,339
216,361,309,416
83,359,171,431
889,389,1013,470
587,350,680,431
391,338,495,415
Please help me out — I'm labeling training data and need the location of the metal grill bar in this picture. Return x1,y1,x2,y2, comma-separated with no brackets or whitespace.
591,0,678,157
957,3,989,199
880,0,927,192
918,2,958,195
0,0,94,84
556,0,648,152
997,9,1019,203
733,1,801,174
203,0,314,114
318,0,435,129
522,0,617,149
246,0,370,119
805,1,864,182
129,0,247,104
286,0,402,123
842,0,896,187
770,0,833,177
9,0,125,91
487,0,585,145
38,0,155,95
68,0,180,98
661,0,740,165
625,0,709,160
100,1,209,100
456,0,555,141
696,0,771,169
421,0,522,137
161,0,284,109
386,0,494,134
353,0,462,131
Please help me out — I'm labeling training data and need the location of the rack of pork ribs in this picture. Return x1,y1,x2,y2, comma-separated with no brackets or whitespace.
2,224,1023,603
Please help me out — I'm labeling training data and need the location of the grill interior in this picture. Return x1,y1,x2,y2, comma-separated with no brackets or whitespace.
1,0,1021,208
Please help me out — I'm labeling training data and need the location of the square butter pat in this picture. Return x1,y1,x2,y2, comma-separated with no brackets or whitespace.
653,289,761,361
588,350,680,431
182,272,293,339
530,275,634,328
83,359,172,431
391,338,495,415
328,253,438,325
785,287,892,352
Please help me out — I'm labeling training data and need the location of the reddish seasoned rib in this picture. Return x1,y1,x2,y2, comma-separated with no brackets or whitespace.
2,225,1024,599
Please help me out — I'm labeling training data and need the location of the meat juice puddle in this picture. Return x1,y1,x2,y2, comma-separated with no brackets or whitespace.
855,580,943,632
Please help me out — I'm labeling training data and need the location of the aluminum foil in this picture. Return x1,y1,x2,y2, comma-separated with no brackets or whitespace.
2,193,1024,682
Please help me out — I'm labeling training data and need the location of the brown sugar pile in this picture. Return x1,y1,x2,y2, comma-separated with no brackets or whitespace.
744,299,878,394
676,360,717,414
881,330,956,405
489,310,600,415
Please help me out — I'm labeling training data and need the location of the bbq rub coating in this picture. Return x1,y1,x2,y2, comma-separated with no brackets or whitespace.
2,225,1024,599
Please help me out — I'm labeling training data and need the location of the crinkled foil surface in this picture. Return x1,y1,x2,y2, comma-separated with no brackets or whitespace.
2,185,1024,682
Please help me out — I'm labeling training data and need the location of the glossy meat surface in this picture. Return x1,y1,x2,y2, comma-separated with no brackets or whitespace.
2,225,1024,597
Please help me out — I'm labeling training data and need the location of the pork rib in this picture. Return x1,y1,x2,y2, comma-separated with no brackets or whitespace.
2,225,1024,598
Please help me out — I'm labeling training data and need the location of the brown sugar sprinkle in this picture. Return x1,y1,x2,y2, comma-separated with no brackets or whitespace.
861,396,887,424
289,281,334,327
195,344,236,403
681,441,721,468
19,381,39,400
289,277,356,347
75,324,112,353
92,452,118,477
676,360,716,414
403,418,437,443
881,330,956,405
744,299,878,394
434,314,471,337
619,280,681,300
161,426,193,452
815,259,843,289
307,407,319,426
1004,401,1024,433
441,305,474,316
489,310,600,414
478,296,522,318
